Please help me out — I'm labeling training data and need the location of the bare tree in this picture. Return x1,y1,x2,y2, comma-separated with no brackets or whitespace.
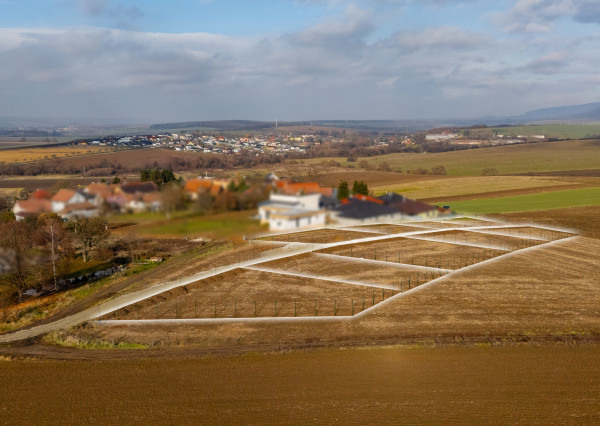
37,215,71,290
0,221,36,302
161,183,184,221
69,217,109,262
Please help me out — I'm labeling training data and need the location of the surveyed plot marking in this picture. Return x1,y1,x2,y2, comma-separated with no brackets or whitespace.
242,265,395,290
0,217,581,341
312,252,453,273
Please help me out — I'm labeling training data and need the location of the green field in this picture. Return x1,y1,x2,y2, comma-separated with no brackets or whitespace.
439,187,600,214
494,124,600,139
135,211,265,239
301,140,600,176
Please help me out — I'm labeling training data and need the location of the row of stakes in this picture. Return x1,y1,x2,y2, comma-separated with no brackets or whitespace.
260,230,568,246
124,276,435,320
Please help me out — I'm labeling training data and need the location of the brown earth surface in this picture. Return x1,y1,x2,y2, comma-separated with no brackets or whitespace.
260,228,377,244
493,205,600,239
105,269,388,320
2,345,599,424
313,170,446,187
257,252,443,287
347,223,430,234
314,237,507,269
420,182,599,202
68,235,599,349
0,177,103,191
472,225,577,240
408,229,557,250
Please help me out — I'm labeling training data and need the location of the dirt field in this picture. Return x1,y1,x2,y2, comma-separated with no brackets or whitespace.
1,345,599,424
105,269,389,320
260,228,377,244
372,175,594,200
0,176,116,191
71,236,600,349
409,229,557,250
347,223,430,234
258,253,445,287
0,146,112,164
495,205,600,239
473,225,577,240
314,237,506,269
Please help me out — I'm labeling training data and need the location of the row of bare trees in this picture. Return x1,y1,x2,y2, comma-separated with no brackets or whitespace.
0,216,109,302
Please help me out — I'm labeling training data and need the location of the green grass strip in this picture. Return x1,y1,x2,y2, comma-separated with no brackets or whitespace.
438,187,600,214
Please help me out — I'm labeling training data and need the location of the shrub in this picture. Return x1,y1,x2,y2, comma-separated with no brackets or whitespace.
481,167,498,176
431,165,446,175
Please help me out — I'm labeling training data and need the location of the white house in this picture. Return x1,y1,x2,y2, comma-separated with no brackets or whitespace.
51,189,87,214
258,193,325,231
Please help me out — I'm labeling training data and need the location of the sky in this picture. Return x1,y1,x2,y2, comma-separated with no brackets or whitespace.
1,0,600,124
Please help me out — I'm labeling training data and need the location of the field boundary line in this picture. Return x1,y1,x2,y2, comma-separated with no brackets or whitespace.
330,227,387,234
242,265,395,290
97,316,346,325
401,235,512,251
311,252,453,272
465,228,550,241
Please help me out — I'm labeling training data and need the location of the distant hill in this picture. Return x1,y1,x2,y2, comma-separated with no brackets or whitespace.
149,120,274,131
519,102,600,122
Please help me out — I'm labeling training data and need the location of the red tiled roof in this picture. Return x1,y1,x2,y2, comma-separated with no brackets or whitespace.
352,194,384,204
51,189,76,203
275,180,330,196
184,179,213,192
31,189,51,199
14,199,52,214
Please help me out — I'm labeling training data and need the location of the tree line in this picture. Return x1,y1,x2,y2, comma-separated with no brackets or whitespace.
0,215,109,302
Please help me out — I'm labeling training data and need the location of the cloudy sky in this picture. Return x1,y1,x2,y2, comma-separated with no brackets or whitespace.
1,0,600,123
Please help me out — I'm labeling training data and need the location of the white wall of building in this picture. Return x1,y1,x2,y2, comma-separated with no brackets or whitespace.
269,212,325,231
270,193,320,210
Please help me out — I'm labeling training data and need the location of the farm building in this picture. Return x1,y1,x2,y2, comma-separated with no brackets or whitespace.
331,193,441,225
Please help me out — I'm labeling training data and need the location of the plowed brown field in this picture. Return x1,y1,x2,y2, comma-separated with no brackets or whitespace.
2,345,599,424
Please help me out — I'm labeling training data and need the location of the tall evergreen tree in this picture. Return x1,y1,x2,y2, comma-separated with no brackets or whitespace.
338,180,350,200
